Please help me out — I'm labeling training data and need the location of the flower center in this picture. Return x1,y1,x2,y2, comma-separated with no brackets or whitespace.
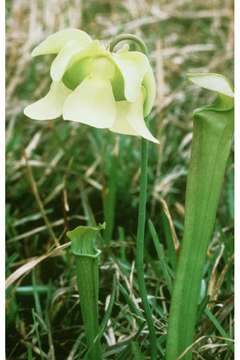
63,56,116,90
91,57,115,79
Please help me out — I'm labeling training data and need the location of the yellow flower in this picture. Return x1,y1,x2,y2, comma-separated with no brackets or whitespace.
24,29,158,143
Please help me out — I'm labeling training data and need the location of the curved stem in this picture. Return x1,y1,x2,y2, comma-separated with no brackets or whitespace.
109,34,148,55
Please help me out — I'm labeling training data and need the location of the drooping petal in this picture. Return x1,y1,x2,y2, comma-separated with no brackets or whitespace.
110,89,159,143
24,82,71,120
50,41,85,82
31,29,92,57
110,102,136,135
63,77,116,128
187,73,234,97
142,64,156,116
112,51,150,102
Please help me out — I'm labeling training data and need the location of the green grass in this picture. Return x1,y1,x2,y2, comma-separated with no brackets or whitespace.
6,0,234,359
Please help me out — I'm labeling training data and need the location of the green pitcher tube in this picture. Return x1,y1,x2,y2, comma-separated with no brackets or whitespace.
166,74,234,360
67,225,103,360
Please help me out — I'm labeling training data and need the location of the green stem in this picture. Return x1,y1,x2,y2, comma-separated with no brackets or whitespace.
136,135,157,359
109,34,148,54
109,34,157,359
103,140,118,245
166,94,234,360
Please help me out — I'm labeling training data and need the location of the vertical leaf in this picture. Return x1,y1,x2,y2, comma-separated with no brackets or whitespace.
166,74,234,360
67,225,104,360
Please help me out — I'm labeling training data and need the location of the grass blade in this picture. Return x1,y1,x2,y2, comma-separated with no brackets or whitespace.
148,219,173,293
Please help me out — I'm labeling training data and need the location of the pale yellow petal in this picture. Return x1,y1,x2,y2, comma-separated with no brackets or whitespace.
142,64,156,116
31,29,92,57
63,77,116,128
110,102,137,135
112,51,149,102
187,73,234,97
50,41,84,82
24,82,71,120
110,90,159,143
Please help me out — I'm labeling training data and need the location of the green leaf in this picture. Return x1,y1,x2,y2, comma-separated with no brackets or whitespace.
67,224,104,359
187,73,234,98
166,75,234,360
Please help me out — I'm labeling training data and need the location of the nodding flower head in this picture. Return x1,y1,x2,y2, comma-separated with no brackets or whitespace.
24,29,158,143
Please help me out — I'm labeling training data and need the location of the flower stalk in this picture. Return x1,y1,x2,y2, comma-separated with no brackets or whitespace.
67,225,104,360
110,34,158,359
103,138,118,245
136,125,157,359
166,74,234,360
